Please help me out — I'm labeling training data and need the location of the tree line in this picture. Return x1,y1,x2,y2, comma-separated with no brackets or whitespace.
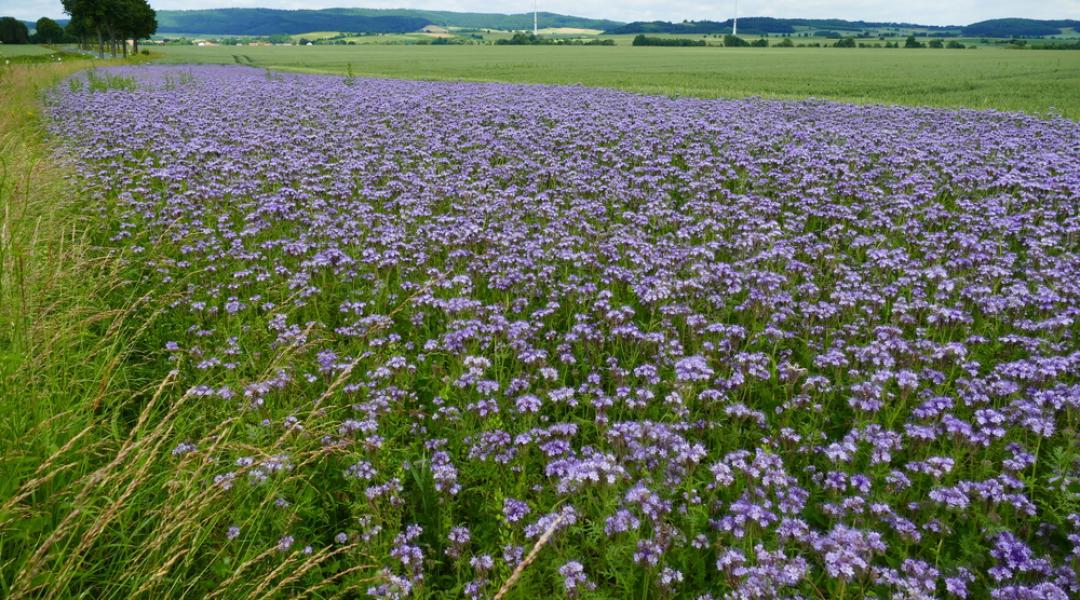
62,0,156,57
0,17,77,45
2,2,156,57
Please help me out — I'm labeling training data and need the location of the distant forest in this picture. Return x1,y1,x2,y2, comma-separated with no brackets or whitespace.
607,17,1080,37
151,8,621,36
961,18,1080,37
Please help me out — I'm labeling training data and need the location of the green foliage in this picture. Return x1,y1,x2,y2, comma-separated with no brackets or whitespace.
834,37,857,48
33,17,65,43
1024,39,1080,50
905,35,925,48
0,16,30,44
83,67,137,91
497,32,613,46
61,0,156,56
632,34,707,47
962,18,1080,38
723,34,749,47
496,32,543,45
928,39,944,48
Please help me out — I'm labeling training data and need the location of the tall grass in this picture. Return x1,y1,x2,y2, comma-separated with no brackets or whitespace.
0,56,322,599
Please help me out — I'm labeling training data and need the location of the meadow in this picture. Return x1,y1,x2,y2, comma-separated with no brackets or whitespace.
0,44,58,57
152,44,1080,118
0,59,1076,599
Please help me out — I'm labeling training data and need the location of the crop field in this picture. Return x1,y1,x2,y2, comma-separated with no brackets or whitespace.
152,44,1080,119
2,62,1076,598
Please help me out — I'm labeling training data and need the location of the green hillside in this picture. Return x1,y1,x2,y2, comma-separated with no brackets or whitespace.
962,18,1080,37
155,8,622,36
607,17,1080,37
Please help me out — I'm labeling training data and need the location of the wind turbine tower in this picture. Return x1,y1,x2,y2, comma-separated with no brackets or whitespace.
534,0,539,35
733,0,739,36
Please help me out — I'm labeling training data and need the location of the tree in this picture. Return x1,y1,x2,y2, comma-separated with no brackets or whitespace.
34,17,64,43
65,15,92,50
118,0,156,55
928,39,944,48
904,35,925,48
62,0,109,56
834,37,856,48
61,0,155,58
0,17,30,44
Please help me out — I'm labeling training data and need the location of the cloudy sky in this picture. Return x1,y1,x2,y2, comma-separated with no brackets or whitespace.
7,0,1078,26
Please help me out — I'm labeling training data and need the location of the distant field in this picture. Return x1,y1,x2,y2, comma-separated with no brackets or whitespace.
0,45,55,57
154,44,1080,118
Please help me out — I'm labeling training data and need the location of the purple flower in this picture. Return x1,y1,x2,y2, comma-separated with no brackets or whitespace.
503,497,530,523
558,561,595,596
674,355,713,382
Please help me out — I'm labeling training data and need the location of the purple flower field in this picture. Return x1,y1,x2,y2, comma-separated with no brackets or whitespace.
49,65,1079,598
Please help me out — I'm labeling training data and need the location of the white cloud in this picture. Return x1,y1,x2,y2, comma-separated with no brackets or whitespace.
7,0,1078,27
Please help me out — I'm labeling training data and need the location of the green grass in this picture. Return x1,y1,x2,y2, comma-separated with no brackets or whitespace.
154,44,1080,118
0,54,199,600
0,45,56,58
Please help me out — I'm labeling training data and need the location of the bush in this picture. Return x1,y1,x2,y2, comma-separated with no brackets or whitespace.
633,34,707,47
723,34,749,47
0,16,30,44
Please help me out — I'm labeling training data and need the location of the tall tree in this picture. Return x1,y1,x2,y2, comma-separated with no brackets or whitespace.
62,0,108,56
62,0,156,58
34,17,65,44
0,17,30,44
65,14,92,50
64,1,104,56
119,0,156,55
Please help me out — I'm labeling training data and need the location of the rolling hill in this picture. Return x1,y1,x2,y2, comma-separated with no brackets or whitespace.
606,17,1080,37
961,18,1080,37
154,8,622,36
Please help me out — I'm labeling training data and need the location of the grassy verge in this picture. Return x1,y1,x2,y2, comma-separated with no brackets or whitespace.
0,52,352,600
0,55,177,598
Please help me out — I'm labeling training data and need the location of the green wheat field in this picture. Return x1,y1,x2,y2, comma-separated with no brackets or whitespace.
150,44,1080,118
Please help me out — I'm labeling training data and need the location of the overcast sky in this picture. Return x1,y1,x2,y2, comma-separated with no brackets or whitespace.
7,0,1078,26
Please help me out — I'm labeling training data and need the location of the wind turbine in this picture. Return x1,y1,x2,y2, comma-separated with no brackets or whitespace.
732,0,739,36
534,0,539,35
